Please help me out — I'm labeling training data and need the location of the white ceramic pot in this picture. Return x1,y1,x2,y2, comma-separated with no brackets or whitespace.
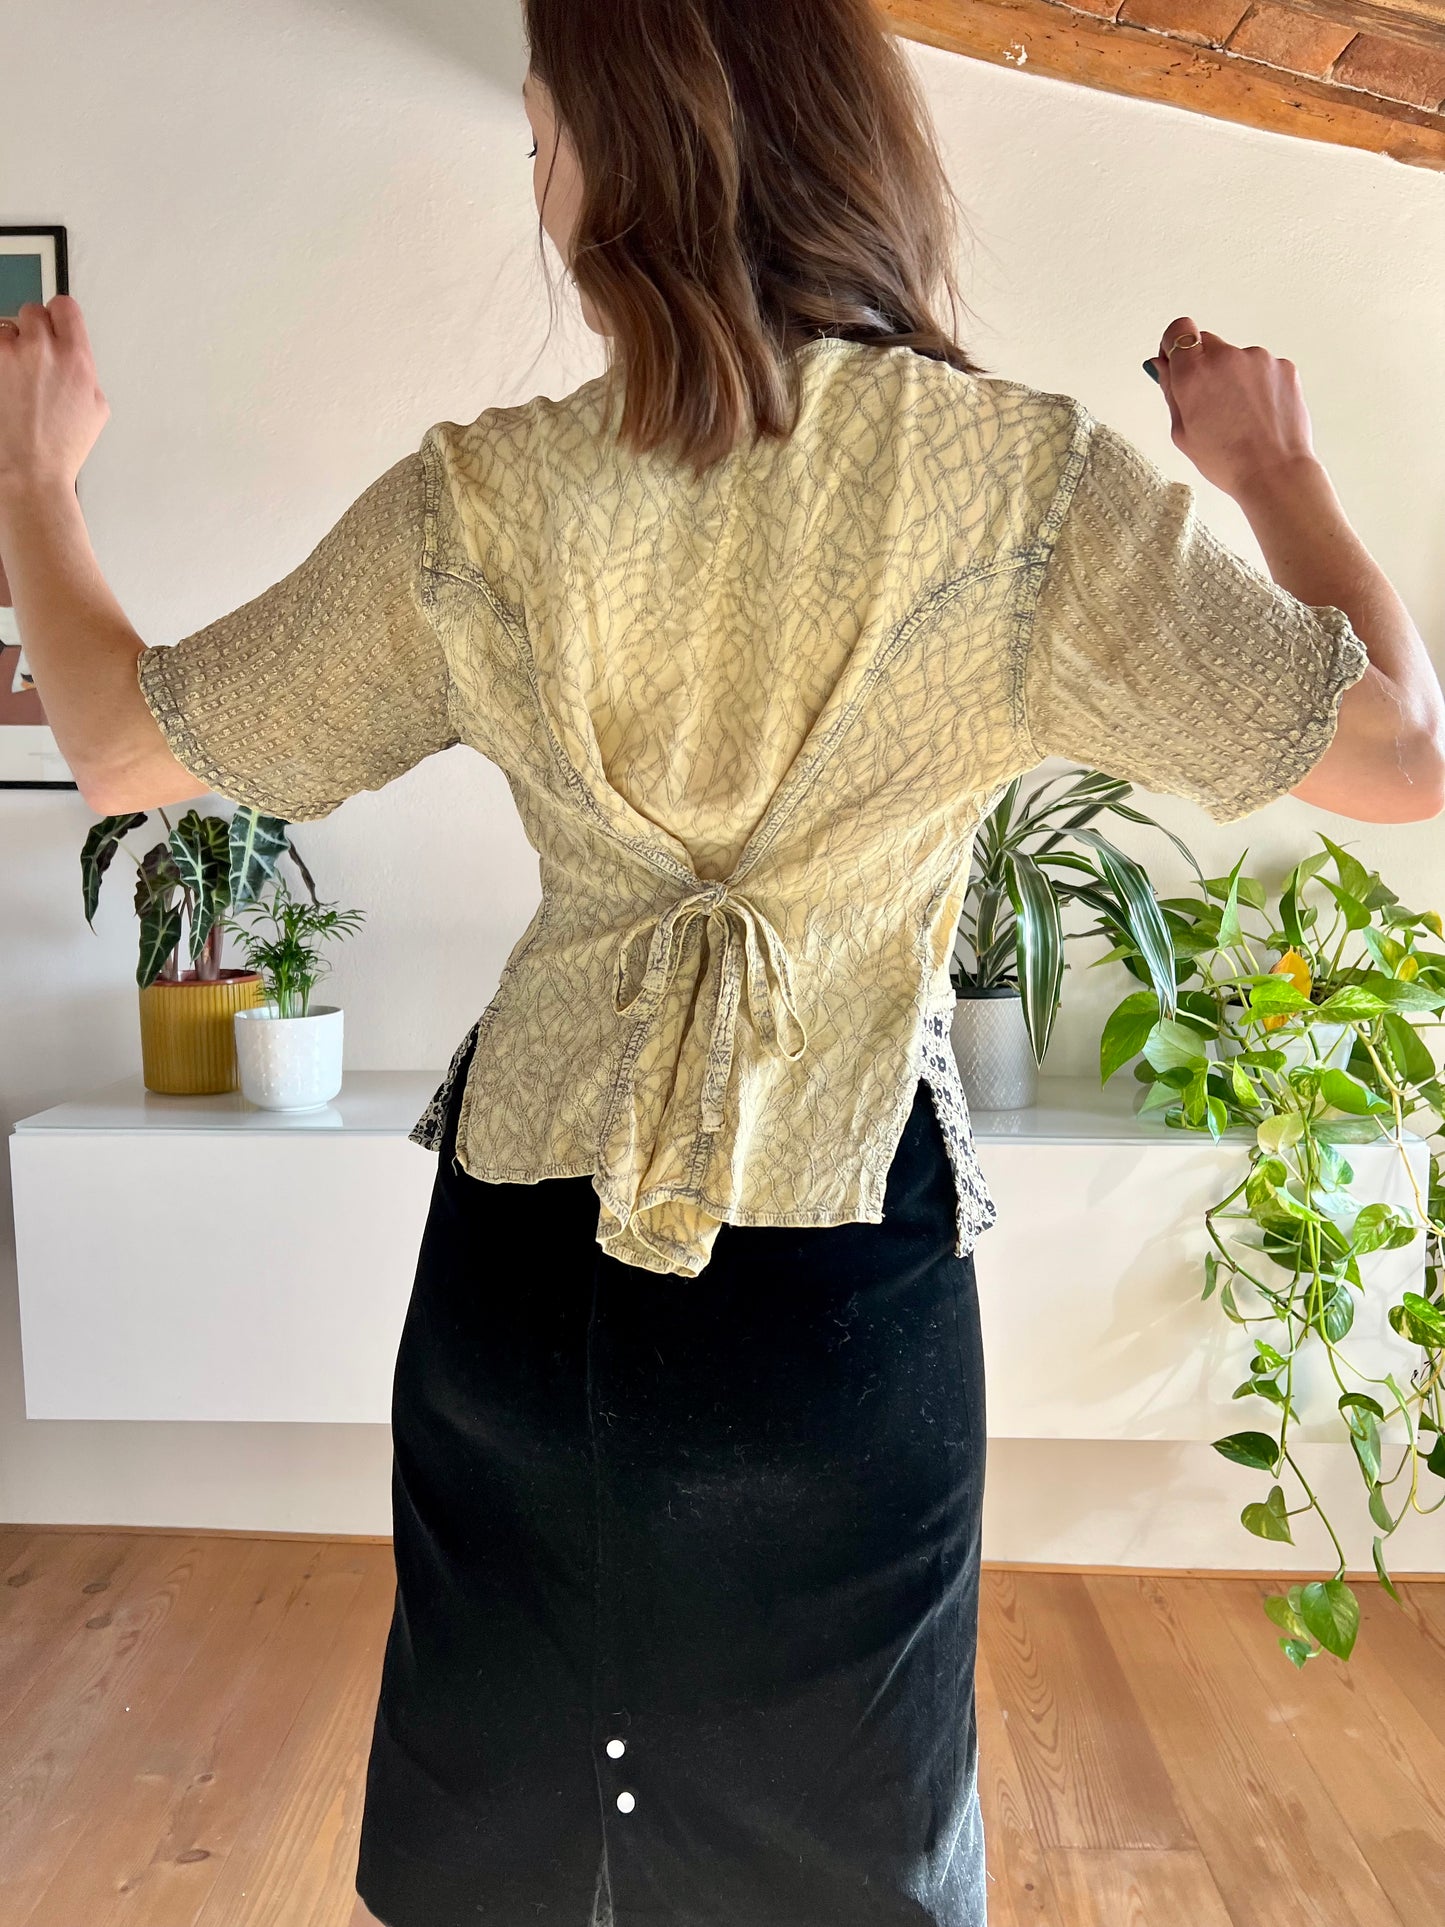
950,991,1038,1110
233,1003,344,1112
1215,1019,1354,1075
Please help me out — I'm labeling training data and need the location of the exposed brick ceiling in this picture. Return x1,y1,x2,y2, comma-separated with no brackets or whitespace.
882,0,1445,168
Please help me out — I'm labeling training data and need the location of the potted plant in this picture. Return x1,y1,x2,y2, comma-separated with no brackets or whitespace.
1100,836,1445,1666
81,804,306,1095
949,767,1192,1107
222,874,366,1112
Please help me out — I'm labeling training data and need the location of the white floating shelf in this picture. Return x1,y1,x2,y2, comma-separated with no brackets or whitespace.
10,1071,1427,1439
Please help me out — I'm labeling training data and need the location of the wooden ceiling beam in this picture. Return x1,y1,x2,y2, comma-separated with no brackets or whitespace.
880,0,1445,168
1259,0,1444,59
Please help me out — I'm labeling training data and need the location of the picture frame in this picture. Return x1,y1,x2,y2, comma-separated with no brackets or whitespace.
1,223,80,794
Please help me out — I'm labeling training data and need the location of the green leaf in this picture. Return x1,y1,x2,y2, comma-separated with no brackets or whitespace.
1359,972,1445,1013
1350,1418,1382,1485
1372,1536,1402,1604
1229,1061,1258,1108
1315,1140,1355,1191
1004,850,1064,1065
1281,1637,1314,1669
1068,828,1179,1018
228,807,293,907
1350,1203,1416,1257
1248,977,1312,1018
1264,1592,1307,1639
1368,1484,1394,1531
1213,1431,1281,1473
1321,879,1372,932
1215,852,1250,951
1143,1019,1211,1076
1314,986,1387,1020
1242,1484,1293,1543
1389,1293,1445,1348
136,902,184,989
168,809,232,964
1317,1069,1392,1116
1202,1251,1219,1301
1425,1433,1445,1480
1100,991,1160,1084
133,840,182,920
1320,835,1372,904
1382,1011,1437,1085
80,812,148,928
1257,1112,1306,1154
1319,1282,1356,1343
1297,1578,1359,1660
1339,1391,1387,1423
1138,1077,1179,1117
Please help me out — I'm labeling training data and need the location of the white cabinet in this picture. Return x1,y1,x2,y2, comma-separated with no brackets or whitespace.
966,1084,1428,1447
10,1073,439,1424
10,1073,1427,1437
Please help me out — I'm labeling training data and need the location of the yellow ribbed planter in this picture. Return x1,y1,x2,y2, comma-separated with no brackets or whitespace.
138,970,267,1095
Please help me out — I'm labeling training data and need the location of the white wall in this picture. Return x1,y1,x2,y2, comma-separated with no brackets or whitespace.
3,0,1443,1568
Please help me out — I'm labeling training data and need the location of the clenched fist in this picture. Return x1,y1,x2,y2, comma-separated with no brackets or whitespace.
0,295,110,496
1145,314,1320,502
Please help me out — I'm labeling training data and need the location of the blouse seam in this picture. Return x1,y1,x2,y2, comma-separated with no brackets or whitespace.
732,553,1036,886
1008,402,1096,766
439,548,702,895
416,434,472,754
451,893,557,1169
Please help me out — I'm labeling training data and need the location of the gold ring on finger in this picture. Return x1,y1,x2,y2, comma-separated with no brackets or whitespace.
1166,331,1203,355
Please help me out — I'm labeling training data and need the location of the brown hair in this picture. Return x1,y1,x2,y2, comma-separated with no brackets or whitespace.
522,0,990,480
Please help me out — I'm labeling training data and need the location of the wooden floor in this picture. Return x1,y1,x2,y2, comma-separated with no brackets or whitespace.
1,1528,1442,1925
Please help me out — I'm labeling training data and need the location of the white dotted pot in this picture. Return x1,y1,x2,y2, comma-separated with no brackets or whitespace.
1214,1019,1354,1075
950,991,1038,1111
233,1004,344,1112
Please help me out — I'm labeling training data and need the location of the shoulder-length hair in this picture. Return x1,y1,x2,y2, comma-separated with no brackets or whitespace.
522,0,991,480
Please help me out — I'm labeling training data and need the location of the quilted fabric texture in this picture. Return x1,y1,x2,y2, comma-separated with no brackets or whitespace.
136,337,1369,1278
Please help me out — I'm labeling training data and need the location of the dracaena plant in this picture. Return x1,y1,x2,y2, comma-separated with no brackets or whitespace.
951,767,1197,1061
81,805,318,986
1100,836,1445,1667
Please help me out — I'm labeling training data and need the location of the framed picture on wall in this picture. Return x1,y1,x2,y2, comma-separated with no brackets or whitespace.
1,223,79,793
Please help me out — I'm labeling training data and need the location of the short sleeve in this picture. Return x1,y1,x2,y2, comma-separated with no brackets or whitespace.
136,440,458,823
1021,414,1371,824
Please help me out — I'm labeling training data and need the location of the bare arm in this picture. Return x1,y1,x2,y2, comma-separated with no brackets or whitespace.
1149,316,1444,824
1231,455,1440,821
0,297,200,813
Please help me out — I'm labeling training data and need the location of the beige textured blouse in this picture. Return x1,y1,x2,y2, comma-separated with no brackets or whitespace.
136,337,1369,1277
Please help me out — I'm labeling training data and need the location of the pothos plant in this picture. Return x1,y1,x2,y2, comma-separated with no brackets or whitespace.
1100,834,1445,1667
951,767,1198,1060
81,804,319,984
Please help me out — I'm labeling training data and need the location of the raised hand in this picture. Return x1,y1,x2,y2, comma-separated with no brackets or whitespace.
0,296,110,497
1145,314,1319,502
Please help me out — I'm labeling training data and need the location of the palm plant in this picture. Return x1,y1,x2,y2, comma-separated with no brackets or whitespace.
222,873,366,1018
952,767,1200,1060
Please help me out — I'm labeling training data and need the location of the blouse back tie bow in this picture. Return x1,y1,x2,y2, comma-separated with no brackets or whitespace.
612,879,808,1134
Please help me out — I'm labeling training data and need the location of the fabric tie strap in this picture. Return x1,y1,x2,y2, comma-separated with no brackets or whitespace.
612,880,808,1133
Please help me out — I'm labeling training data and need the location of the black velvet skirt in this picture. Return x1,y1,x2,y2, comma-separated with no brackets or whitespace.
355,1028,988,1927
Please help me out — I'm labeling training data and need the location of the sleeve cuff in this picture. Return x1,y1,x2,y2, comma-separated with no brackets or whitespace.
1196,607,1371,825
135,643,338,823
